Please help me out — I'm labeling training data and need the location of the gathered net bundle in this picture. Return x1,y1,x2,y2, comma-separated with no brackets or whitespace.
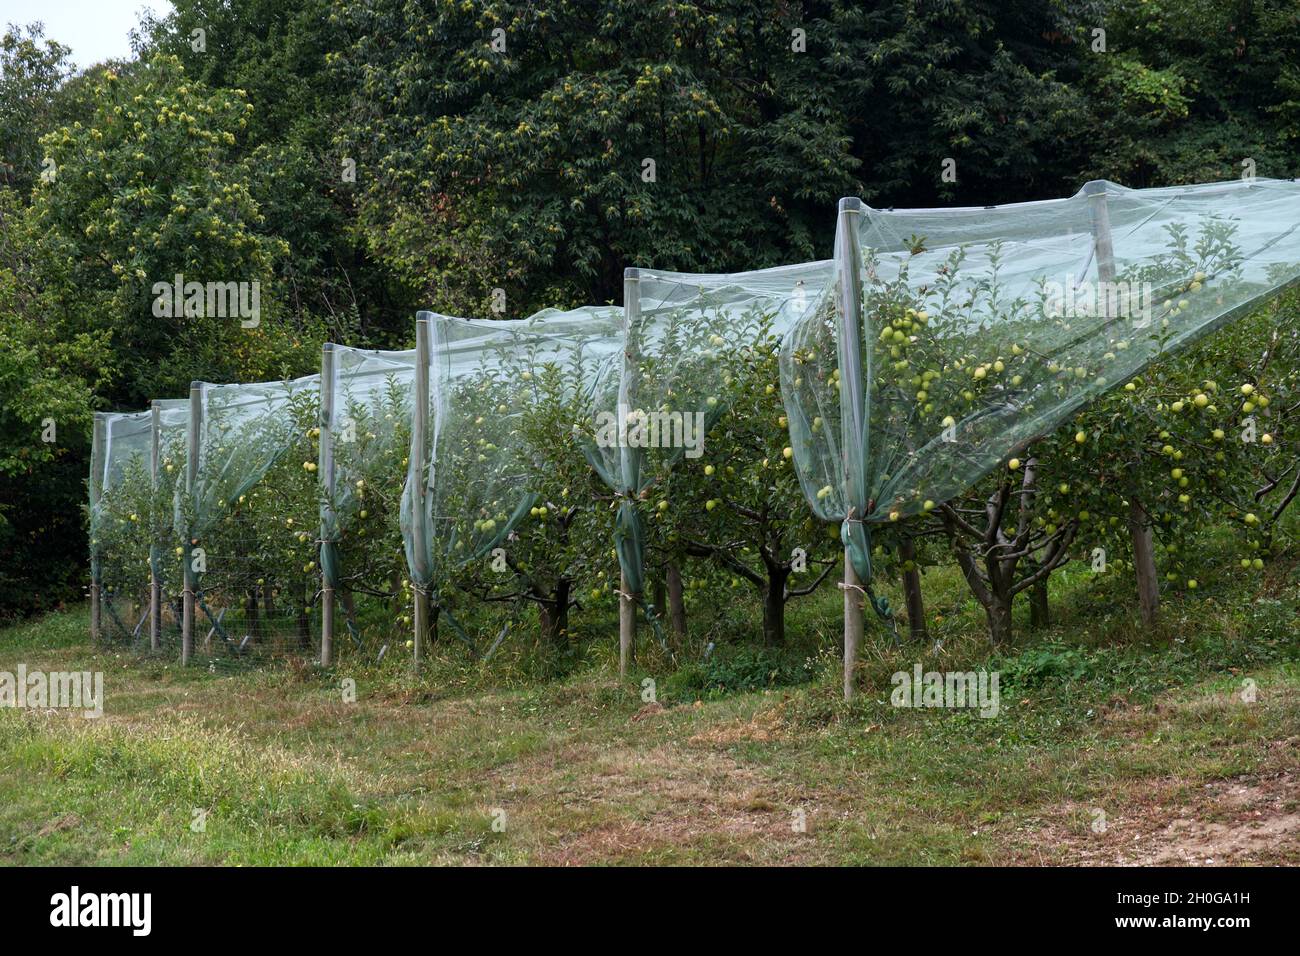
402,308,624,647
320,346,417,652
178,374,322,665
595,263,836,616
89,410,156,645
783,179,1300,592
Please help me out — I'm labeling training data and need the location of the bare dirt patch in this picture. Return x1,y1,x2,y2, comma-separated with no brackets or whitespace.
1033,769,1300,865
36,813,81,838
687,702,787,745
490,739,822,865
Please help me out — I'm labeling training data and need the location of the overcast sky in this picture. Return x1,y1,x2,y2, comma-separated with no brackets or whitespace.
1,0,173,70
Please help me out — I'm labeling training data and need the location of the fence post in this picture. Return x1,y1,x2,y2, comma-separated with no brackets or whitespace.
319,343,336,667
1086,180,1159,626
89,415,104,643
619,268,642,678
182,383,201,666
835,197,867,701
411,317,431,669
149,402,162,652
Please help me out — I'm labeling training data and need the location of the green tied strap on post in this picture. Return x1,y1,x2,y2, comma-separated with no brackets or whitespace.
613,499,644,595
319,539,341,591
613,497,668,649
841,517,899,641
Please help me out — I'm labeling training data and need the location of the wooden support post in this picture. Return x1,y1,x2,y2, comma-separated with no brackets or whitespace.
619,569,635,677
835,197,867,701
411,317,431,670
843,551,863,700
413,592,428,668
618,268,642,677
89,415,104,643
149,403,162,651
90,581,101,644
1088,181,1159,625
320,590,334,666
182,382,201,666
319,343,336,667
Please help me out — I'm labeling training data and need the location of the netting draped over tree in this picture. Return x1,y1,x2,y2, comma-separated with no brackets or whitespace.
89,409,155,642
175,373,323,663
180,375,322,542
88,402,191,648
151,398,190,644
594,263,836,617
401,308,624,639
85,177,1300,675
782,179,1300,591
319,345,418,657
320,346,416,587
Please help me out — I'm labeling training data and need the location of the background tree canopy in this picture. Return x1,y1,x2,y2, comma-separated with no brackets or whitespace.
0,0,1296,618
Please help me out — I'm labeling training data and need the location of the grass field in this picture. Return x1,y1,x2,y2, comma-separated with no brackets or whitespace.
2,555,1298,866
